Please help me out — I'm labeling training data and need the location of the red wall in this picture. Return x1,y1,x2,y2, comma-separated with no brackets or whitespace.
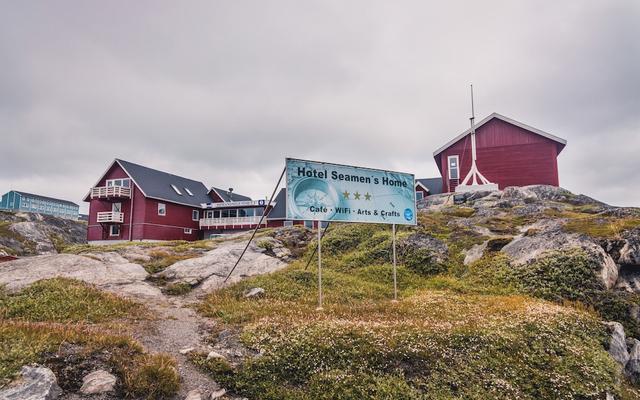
87,162,200,242
437,118,562,192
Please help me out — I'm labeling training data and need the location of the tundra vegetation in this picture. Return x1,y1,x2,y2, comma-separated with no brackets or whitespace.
0,278,180,398
196,197,640,399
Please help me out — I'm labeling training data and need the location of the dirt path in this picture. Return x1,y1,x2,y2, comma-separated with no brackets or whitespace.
131,294,222,398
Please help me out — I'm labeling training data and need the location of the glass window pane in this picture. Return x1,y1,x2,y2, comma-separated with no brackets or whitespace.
229,209,237,218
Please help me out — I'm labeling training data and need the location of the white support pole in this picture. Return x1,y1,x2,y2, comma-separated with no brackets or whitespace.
316,224,323,311
392,223,398,302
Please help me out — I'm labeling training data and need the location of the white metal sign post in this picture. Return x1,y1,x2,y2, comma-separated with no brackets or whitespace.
317,226,323,310
392,223,398,302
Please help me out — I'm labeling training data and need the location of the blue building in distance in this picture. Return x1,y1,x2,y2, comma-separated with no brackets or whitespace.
0,190,79,220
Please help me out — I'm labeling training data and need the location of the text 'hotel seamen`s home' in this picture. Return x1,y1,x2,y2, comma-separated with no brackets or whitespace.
85,113,566,243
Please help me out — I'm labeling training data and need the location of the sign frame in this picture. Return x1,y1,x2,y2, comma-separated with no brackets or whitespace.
285,157,417,226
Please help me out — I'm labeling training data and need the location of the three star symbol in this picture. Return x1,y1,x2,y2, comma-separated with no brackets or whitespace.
344,191,372,201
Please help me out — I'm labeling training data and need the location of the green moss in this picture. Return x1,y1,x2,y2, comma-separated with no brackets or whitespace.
163,282,192,296
443,206,476,218
0,278,142,323
564,216,640,238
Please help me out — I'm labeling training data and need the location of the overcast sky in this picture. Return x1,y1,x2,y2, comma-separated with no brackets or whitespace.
1,0,639,212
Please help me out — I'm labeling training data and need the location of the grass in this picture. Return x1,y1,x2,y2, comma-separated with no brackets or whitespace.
197,221,628,399
0,279,180,397
0,278,142,323
564,216,640,238
164,282,193,296
141,250,195,274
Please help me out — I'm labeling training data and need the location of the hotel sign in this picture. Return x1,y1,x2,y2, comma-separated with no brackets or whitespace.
285,158,416,225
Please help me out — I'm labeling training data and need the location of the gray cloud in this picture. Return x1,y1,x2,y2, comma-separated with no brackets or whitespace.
1,0,638,212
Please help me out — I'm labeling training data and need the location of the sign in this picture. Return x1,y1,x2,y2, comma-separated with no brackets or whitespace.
285,158,416,225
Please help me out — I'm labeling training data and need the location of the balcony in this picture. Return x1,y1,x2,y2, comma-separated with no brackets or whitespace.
97,211,124,223
200,216,265,228
91,186,131,199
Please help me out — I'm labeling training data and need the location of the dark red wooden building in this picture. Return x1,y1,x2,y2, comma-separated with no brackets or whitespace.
432,113,567,193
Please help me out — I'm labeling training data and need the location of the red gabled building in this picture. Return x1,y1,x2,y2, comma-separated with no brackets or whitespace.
85,159,291,243
432,113,567,193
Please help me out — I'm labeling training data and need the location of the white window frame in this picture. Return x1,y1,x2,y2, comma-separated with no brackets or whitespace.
447,155,460,180
192,210,199,221
158,203,166,216
283,220,294,227
416,191,424,200
110,225,120,236
106,178,131,188
184,228,193,234
171,184,183,195
112,202,122,213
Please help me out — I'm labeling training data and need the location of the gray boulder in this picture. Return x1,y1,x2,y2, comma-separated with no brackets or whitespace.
79,370,117,395
619,227,640,266
399,232,449,265
626,339,640,383
604,321,630,367
244,287,265,298
0,365,62,400
184,389,204,400
157,239,288,293
502,221,619,289
0,254,161,299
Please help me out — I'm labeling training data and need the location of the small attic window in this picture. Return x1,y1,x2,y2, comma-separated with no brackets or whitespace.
171,185,183,195
184,188,194,196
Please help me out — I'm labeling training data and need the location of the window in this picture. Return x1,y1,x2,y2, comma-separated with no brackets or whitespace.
171,185,182,195
112,202,122,213
184,228,193,234
284,221,294,227
304,220,313,229
158,203,166,216
107,178,131,187
184,188,194,196
448,155,460,180
192,210,199,221
229,209,237,218
416,191,424,200
110,225,120,236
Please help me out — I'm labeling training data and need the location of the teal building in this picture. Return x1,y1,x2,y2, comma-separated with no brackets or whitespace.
0,190,79,220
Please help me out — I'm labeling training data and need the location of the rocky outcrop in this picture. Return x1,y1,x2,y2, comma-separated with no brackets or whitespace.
0,211,86,256
399,232,449,265
0,365,62,400
0,254,161,299
626,339,640,383
156,239,290,292
502,221,619,289
604,321,630,367
619,228,640,266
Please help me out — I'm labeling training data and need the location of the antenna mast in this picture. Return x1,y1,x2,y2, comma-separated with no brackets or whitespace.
457,84,498,192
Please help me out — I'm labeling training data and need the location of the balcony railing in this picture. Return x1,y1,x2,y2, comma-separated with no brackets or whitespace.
91,186,132,199
97,211,124,223
200,216,265,228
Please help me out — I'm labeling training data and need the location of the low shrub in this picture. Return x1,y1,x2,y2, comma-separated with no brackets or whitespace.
119,353,180,399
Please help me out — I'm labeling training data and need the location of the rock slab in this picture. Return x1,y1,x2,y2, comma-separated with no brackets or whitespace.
79,370,117,395
0,365,62,400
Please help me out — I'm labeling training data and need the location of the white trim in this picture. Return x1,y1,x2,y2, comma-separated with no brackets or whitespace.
184,228,193,234
414,181,430,193
432,112,567,157
184,188,194,196
158,202,166,216
109,224,120,236
447,155,460,180
415,191,424,200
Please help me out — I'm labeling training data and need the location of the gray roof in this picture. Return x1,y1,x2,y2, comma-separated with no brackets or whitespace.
416,178,443,195
266,188,287,219
209,187,252,203
116,159,211,207
13,191,79,207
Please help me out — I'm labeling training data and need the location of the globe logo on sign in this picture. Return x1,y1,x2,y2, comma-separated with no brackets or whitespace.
404,208,413,221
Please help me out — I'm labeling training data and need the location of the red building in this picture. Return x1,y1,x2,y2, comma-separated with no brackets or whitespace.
431,113,567,193
85,159,293,243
